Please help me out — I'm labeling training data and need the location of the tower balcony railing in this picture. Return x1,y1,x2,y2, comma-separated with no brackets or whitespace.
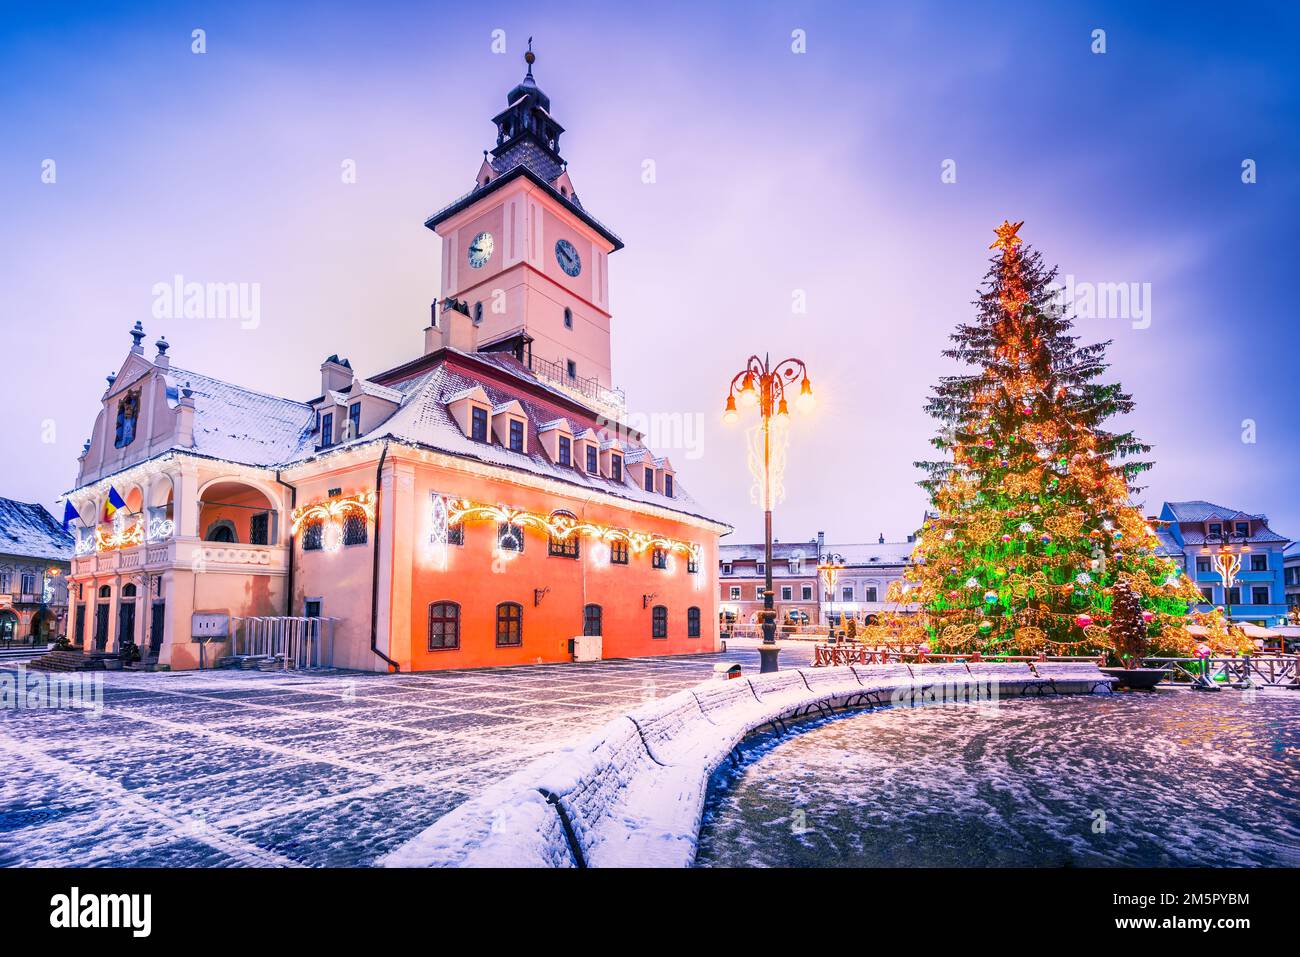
529,354,626,420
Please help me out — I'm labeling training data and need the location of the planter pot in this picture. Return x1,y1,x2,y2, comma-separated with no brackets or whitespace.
1101,667,1165,691
101,659,124,671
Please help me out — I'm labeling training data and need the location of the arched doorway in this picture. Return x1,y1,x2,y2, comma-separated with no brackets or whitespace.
0,610,17,642
119,583,138,652
198,481,277,546
94,585,111,651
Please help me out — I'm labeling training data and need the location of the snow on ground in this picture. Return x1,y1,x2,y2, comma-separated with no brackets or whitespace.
1,642,808,867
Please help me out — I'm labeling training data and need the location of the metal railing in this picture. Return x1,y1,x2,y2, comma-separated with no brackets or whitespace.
1144,655,1299,687
529,354,626,413
230,616,338,670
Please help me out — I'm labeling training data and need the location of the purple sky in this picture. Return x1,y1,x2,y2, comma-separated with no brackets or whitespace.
3,2,1298,545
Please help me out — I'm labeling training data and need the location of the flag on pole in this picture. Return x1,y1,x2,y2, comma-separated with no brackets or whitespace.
62,500,79,530
104,487,127,520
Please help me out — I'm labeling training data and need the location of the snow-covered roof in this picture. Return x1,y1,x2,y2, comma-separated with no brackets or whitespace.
165,366,317,467
1164,500,1264,524
825,541,915,566
0,498,74,561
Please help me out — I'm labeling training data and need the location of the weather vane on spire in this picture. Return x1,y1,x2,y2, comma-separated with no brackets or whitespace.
525,37,535,77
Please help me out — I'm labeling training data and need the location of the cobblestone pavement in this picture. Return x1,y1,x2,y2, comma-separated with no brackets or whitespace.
0,641,811,867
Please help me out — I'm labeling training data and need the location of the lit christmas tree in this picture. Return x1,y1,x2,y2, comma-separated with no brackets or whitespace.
888,220,1228,658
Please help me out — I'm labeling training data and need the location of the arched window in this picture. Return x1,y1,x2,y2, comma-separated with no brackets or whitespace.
496,602,523,647
122,584,137,598
205,520,236,543
651,605,668,639
98,585,111,599
114,391,140,448
428,602,461,651
687,606,701,638
548,510,579,559
583,604,602,637
302,519,323,551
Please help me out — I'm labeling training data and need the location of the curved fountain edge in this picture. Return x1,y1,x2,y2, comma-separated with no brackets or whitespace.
378,661,1114,868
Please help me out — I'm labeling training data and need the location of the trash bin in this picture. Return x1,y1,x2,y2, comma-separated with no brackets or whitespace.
713,661,742,681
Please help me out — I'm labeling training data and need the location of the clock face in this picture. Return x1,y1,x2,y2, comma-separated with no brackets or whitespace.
555,239,581,277
467,231,494,268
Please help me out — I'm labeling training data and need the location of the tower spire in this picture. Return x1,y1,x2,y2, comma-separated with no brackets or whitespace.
525,36,535,80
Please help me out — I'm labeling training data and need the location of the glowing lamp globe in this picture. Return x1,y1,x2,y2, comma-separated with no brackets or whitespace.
777,397,790,417
738,384,758,408
722,394,739,424
795,377,815,413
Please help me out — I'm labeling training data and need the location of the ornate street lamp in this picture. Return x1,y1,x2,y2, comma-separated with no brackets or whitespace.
722,354,814,672
1200,525,1251,619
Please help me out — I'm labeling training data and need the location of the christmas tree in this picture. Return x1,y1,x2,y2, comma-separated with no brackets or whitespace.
886,220,1222,658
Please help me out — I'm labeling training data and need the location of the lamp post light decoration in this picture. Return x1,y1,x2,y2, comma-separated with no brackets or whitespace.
819,551,845,630
723,354,815,672
1200,526,1251,616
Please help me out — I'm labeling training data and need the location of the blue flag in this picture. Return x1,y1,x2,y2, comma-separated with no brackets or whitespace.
62,500,79,530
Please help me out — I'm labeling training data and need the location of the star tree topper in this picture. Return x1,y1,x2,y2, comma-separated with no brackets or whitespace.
989,219,1025,251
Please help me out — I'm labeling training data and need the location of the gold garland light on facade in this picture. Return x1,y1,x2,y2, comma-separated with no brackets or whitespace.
291,490,376,553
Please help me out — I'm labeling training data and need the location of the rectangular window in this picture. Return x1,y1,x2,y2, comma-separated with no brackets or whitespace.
756,563,765,575
754,586,764,600
302,519,323,551
721,563,732,575
1200,587,1214,603
864,586,878,602
610,455,622,481
0,572,10,593
1208,522,1222,538
1195,557,1212,573
509,419,524,452
559,435,572,466
801,584,813,601
687,554,700,574
566,359,577,379
496,603,522,647
652,547,668,570
1250,553,1268,572
1235,522,1250,537
651,605,667,639
729,586,741,600
842,585,853,601
1227,586,1241,605
21,573,37,596
583,604,602,637
343,512,367,546
643,468,655,492
664,474,673,498
585,444,598,473
687,607,701,638
548,531,579,559
249,512,269,546
304,598,322,618
348,402,361,440
497,522,524,552
471,406,488,442
320,412,334,448
781,586,793,601
428,602,461,650
447,522,464,546
610,539,629,565
1252,586,1270,605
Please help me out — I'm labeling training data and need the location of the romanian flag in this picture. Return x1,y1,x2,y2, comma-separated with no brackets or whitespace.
61,500,79,530
104,486,127,520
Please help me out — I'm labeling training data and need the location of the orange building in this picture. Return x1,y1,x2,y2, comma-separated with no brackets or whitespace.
62,51,728,672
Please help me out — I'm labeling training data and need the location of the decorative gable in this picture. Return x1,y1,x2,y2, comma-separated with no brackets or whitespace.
491,399,529,453
446,385,492,443
538,418,574,466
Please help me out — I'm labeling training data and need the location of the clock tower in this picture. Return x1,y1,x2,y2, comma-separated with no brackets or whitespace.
425,41,624,397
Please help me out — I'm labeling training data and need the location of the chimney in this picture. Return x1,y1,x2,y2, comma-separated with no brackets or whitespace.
176,382,196,448
878,532,885,544
428,298,478,354
320,355,353,395
817,530,825,550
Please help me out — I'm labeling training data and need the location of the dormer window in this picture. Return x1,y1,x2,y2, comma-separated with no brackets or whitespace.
558,435,572,466
320,411,335,449
1208,522,1223,538
611,454,622,481
347,402,361,441
447,385,493,444
471,407,489,442
643,468,655,492
114,391,140,448
509,419,524,452
1235,521,1249,537
664,473,674,498
585,444,598,473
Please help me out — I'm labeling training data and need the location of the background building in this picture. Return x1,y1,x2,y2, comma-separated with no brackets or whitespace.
719,539,821,627
1155,500,1292,626
0,498,72,644
820,534,915,624
1284,541,1299,614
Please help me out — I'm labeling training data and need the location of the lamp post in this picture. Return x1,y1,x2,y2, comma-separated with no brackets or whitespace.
1202,526,1251,622
723,354,815,673
819,552,845,633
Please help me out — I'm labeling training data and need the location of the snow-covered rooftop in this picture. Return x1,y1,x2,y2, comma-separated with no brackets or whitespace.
0,498,74,561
